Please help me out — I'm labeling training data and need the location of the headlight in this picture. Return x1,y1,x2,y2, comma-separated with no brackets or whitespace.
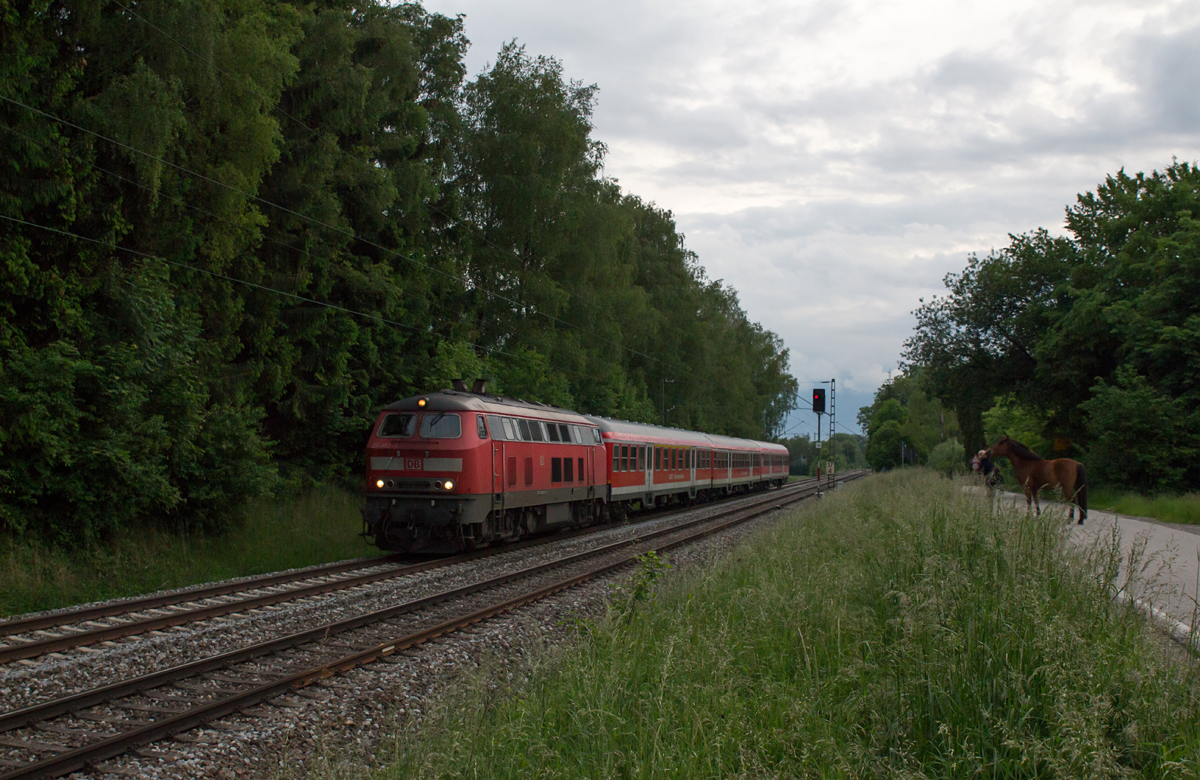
376,479,385,488
443,480,455,491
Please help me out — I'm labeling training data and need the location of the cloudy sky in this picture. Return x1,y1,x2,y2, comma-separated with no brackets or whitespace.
423,0,1200,437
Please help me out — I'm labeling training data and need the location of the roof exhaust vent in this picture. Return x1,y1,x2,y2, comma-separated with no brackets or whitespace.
452,379,468,392
471,378,489,394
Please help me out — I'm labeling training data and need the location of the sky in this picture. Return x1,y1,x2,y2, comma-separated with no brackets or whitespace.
422,0,1200,438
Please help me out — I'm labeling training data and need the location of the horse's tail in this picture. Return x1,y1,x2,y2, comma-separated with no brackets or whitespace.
1075,462,1087,521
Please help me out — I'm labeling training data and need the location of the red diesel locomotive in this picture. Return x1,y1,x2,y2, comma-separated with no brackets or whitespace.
361,384,792,553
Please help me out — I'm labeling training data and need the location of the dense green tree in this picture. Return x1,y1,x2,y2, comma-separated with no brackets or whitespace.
0,3,799,544
905,161,1200,490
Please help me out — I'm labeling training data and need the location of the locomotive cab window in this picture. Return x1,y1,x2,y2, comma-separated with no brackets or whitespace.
378,413,416,438
477,416,488,439
419,413,461,439
488,415,506,440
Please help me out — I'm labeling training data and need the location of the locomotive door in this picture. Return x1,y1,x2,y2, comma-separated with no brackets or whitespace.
492,441,504,499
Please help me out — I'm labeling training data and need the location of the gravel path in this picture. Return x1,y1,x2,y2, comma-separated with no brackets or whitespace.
0,489,822,779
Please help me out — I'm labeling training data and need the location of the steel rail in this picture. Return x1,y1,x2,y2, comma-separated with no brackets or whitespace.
0,478,840,733
0,477,819,650
0,478,820,663
1,472,862,780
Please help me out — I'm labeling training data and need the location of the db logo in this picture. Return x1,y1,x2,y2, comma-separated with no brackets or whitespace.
404,457,422,470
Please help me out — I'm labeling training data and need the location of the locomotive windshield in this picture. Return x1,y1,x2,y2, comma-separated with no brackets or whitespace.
420,412,462,439
378,413,416,437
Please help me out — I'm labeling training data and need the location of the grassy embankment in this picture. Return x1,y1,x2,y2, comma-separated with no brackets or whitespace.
1,486,374,618
341,470,1199,779
1087,488,1200,525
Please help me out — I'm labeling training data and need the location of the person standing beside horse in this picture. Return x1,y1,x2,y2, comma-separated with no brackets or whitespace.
988,436,1087,524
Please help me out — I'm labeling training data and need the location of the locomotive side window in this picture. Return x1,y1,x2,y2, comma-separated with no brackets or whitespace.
592,428,602,444
378,413,416,438
420,413,462,439
488,415,506,440
518,419,532,441
577,457,584,481
547,423,561,443
564,457,574,482
552,458,562,483
559,424,571,442
508,457,516,486
524,457,533,485
477,416,488,439
532,422,547,442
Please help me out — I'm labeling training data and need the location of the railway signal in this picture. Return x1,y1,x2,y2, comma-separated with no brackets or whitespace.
812,388,825,413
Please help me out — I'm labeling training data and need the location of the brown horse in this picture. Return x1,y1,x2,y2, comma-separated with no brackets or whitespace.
988,436,1088,524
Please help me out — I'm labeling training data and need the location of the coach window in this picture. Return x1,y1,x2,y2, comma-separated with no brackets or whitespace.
654,447,661,471
547,423,561,443
636,446,644,471
621,445,629,472
612,447,619,473
477,416,488,439
377,413,416,438
420,412,462,439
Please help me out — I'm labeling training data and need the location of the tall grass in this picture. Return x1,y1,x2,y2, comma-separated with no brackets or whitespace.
1089,487,1200,525
351,470,1199,779
1,486,375,618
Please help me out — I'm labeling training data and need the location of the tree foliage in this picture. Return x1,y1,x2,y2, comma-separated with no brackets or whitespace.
858,371,959,472
904,162,1200,490
0,2,797,543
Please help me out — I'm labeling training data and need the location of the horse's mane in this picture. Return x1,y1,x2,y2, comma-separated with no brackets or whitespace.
1007,439,1042,460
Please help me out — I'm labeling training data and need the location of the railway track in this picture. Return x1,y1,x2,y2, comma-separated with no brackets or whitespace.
0,471,865,779
0,477,824,664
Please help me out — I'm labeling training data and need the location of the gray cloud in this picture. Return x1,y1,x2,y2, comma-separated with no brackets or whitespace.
424,0,1200,430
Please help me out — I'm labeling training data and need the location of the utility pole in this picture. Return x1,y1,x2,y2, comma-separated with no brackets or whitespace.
661,378,674,427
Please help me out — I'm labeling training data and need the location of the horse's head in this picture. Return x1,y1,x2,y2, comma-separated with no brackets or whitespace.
989,436,1013,457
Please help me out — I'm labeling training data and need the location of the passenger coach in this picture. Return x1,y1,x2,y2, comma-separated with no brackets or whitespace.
362,383,792,553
